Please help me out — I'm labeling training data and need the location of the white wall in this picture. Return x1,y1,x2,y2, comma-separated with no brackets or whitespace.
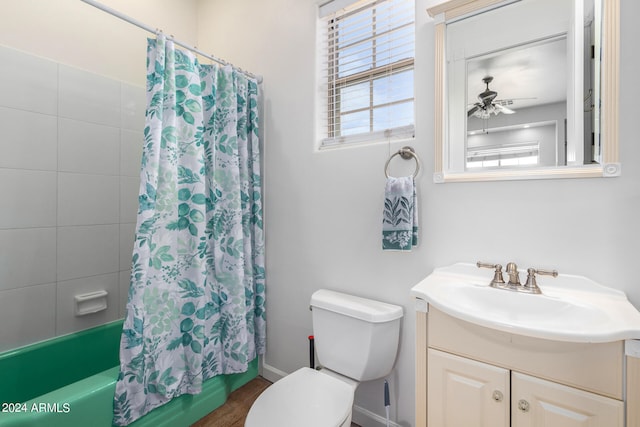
0,0,199,86
197,0,640,426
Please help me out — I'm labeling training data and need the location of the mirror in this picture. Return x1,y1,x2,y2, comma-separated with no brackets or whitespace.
428,0,620,183
466,37,569,169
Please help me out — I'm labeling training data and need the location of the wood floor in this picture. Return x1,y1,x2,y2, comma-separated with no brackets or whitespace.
192,377,270,427
191,376,361,427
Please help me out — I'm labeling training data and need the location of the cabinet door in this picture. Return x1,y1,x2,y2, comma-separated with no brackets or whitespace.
428,348,509,427
512,372,624,427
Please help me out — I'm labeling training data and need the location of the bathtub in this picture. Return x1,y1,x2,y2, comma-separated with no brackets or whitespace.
0,320,258,427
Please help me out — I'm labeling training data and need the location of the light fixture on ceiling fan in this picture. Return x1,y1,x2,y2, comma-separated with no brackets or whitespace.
467,76,516,119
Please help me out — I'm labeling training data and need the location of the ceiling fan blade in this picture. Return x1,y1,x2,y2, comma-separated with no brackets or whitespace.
467,105,481,117
494,104,516,114
494,97,536,106
493,99,513,106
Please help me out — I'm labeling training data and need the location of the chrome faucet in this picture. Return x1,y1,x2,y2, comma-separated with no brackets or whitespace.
505,262,521,288
477,261,558,294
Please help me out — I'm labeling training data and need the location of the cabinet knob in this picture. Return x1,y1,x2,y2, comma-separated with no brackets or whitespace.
492,390,504,402
518,399,530,412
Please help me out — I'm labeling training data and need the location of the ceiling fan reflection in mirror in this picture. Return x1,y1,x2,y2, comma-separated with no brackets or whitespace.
467,76,517,119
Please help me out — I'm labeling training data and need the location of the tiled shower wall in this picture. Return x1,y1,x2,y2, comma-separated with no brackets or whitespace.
0,45,145,352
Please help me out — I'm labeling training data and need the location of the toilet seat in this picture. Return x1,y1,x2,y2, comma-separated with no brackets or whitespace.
245,368,355,427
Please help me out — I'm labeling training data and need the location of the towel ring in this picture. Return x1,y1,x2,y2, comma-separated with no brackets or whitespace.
385,146,420,178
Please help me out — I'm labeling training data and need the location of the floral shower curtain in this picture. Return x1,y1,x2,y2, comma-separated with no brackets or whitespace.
113,36,265,426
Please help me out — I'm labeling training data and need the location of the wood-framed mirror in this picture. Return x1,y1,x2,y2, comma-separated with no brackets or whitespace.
428,0,620,183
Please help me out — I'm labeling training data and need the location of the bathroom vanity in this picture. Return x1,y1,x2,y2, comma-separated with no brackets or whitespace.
411,263,640,427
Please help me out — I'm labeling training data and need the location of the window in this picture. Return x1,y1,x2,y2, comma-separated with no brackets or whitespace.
319,0,415,147
466,142,540,169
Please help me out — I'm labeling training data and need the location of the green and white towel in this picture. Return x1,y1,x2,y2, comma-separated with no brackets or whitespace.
382,176,418,251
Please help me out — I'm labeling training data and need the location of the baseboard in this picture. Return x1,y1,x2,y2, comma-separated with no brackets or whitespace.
352,405,401,427
260,360,401,427
260,359,287,383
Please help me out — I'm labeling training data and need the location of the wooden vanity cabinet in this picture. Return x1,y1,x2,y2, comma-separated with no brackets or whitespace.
428,348,623,426
416,307,634,427
511,371,623,426
428,348,510,427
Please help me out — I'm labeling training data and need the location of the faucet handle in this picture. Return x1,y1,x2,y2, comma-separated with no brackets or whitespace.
477,261,499,269
522,267,558,294
477,262,505,288
535,268,559,278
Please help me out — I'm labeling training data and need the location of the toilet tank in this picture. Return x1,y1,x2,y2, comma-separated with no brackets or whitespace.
310,289,403,381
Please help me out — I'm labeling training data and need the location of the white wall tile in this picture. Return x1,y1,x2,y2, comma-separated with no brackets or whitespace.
0,107,57,171
0,228,56,291
0,48,151,351
119,222,136,271
0,283,56,352
0,45,57,115
121,83,146,131
58,172,119,226
57,224,119,281
56,273,119,335
59,65,120,127
0,169,56,229
120,176,141,223
119,270,131,318
120,129,144,176
58,118,120,175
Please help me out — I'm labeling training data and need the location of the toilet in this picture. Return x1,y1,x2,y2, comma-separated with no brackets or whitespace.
245,289,403,427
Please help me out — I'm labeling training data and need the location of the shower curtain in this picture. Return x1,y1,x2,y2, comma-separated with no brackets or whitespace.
113,36,265,426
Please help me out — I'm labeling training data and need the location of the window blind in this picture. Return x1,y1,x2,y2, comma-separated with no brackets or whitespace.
466,142,540,168
319,0,415,147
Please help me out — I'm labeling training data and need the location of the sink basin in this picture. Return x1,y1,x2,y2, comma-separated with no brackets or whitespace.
411,263,640,343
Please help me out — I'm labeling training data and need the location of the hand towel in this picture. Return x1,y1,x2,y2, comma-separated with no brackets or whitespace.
382,176,418,251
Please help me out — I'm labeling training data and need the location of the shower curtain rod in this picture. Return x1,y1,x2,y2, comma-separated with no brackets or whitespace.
80,0,263,83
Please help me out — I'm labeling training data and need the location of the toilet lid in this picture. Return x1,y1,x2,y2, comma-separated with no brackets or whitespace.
245,368,354,427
